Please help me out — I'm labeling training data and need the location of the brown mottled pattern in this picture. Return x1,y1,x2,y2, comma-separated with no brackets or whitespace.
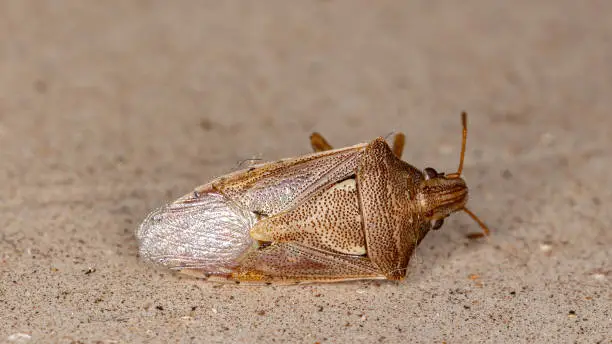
214,143,367,216
250,178,366,255
357,138,427,280
235,242,383,283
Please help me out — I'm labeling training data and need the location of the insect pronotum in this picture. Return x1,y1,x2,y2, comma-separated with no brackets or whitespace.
137,113,489,284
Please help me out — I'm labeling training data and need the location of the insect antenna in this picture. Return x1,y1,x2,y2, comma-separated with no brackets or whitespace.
446,112,491,236
446,111,467,179
463,207,490,237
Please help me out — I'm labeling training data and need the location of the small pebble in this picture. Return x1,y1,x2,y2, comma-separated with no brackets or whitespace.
7,333,31,343
590,271,606,281
539,243,553,254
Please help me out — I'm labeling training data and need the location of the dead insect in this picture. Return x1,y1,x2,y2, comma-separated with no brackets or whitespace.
136,112,489,284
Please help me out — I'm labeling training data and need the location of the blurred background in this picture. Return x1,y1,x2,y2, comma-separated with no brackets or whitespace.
1,1,610,343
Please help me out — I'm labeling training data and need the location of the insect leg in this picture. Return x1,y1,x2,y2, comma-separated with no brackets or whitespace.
392,132,405,158
310,132,333,152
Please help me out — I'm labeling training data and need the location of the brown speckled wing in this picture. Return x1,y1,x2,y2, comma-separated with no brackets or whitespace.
234,242,384,283
250,178,365,255
357,138,428,279
213,143,367,216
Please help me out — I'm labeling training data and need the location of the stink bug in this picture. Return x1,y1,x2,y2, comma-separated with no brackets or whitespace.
136,113,489,284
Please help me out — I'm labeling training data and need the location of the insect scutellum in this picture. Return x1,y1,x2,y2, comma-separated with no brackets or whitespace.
416,112,490,236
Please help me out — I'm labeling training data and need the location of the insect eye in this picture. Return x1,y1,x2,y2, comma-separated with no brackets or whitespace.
424,167,438,180
431,218,444,230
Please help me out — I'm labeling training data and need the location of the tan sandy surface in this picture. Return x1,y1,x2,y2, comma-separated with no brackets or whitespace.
1,1,610,343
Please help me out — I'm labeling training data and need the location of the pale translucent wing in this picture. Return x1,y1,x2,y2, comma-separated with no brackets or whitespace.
357,138,429,279
136,193,257,274
213,143,366,216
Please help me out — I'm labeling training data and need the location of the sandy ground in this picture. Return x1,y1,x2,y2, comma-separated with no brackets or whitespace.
1,1,610,343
